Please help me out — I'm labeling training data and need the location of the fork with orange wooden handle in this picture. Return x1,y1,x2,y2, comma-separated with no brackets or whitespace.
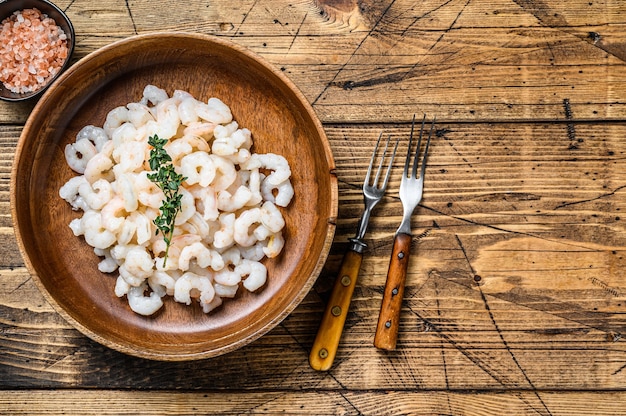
309,132,398,371
374,114,436,350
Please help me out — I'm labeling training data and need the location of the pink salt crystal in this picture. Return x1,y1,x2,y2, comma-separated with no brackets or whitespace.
0,8,69,94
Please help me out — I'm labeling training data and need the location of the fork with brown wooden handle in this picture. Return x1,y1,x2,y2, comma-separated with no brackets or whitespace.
309,132,398,371
374,114,435,351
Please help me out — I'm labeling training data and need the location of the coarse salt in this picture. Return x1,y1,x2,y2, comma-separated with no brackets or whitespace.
0,8,69,94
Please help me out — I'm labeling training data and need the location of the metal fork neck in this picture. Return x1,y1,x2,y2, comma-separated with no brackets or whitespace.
349,202,377,253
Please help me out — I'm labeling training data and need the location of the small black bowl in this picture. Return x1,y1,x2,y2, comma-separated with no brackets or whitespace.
0,0,75,102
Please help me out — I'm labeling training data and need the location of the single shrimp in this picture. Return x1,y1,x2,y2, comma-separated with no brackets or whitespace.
114,173,139,213
187,184,219,222
101,197,128,233
179,241,224,271
135,171,165,209
115,275,130,297
174,272,216,307
178,96,200,126
154,98,181,140
64,139,98,174
196,97,233,124
214,283,238,299
209,154,237,191
261,178,294,207
183,121,216,140
236,259,267,292
141,84,169,106
217,185,253,212
112,141,147,174
244,153,291,186
126,102,155,128
122,245,154,280
180,151,216,187
79,178,113,210
103,106,130,138
260,201,285,233
59,175,89,210
81,209,117,250
174,188,197,226
240,241,266,262
263,231,285,258
127,282,163,316
76,125,109,152
212,126,251,156
111,122,139,147
84,153,115,184
213,212,236,249
233,207,262,247
148,270,177,297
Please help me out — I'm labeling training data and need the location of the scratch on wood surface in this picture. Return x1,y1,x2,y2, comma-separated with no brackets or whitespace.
312,0,397,105
514,0,626,62
124,0,137,35
287,12,308,53
233,0,259,36
554,184,626,210
453,235,553,415
411,270,555,415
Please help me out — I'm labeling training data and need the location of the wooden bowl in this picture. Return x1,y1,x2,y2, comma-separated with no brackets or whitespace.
11,33,337,360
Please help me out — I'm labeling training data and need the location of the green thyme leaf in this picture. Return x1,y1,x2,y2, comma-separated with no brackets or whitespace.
147,134,187,266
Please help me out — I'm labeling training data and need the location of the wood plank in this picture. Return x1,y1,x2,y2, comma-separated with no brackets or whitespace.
1,390,626,416
2,122,626,390
2,0,626,123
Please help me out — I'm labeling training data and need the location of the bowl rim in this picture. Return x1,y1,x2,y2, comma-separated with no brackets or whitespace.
0,0,76,102
11,32,338,360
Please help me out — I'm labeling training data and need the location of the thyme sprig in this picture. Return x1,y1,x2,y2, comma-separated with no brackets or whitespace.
147,134,186,266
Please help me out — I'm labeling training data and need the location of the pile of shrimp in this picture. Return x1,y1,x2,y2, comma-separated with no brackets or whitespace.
59,85,294,316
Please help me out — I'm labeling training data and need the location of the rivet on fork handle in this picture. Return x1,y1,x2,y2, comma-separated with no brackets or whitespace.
374,233,411,350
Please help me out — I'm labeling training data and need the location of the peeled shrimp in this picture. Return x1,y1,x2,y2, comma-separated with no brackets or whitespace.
127,102,155,128
237,259,267,291
59,175,89,210
79,178,113,210
65,139,98,174
263,231,285,258
174,272,215,307
84,153,115,184
261,178,294,207
148,271,176,297
103,106,130,138
178,241,224,271
180,152,215,187
76,125,109,152
217,186,253,212
260,201,286,233
141,84,168,106
196,97,232,124
213,212,236,249
127,282,163,316
233,207,262,247
81,210,117,250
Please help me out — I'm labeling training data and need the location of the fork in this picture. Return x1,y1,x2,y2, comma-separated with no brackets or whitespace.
310,132,399,371
374,114,435,351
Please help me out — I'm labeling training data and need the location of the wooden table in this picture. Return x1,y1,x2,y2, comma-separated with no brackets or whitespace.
2,1,626,414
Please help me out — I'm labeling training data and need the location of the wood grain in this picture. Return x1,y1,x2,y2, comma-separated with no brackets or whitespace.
2,0,626,414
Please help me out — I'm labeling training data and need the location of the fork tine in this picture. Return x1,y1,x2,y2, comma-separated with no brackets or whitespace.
411,114,427,179
381,136,400,190
404,115,417,176
364,131,384,187
373,134,391,186
419,117,436,179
